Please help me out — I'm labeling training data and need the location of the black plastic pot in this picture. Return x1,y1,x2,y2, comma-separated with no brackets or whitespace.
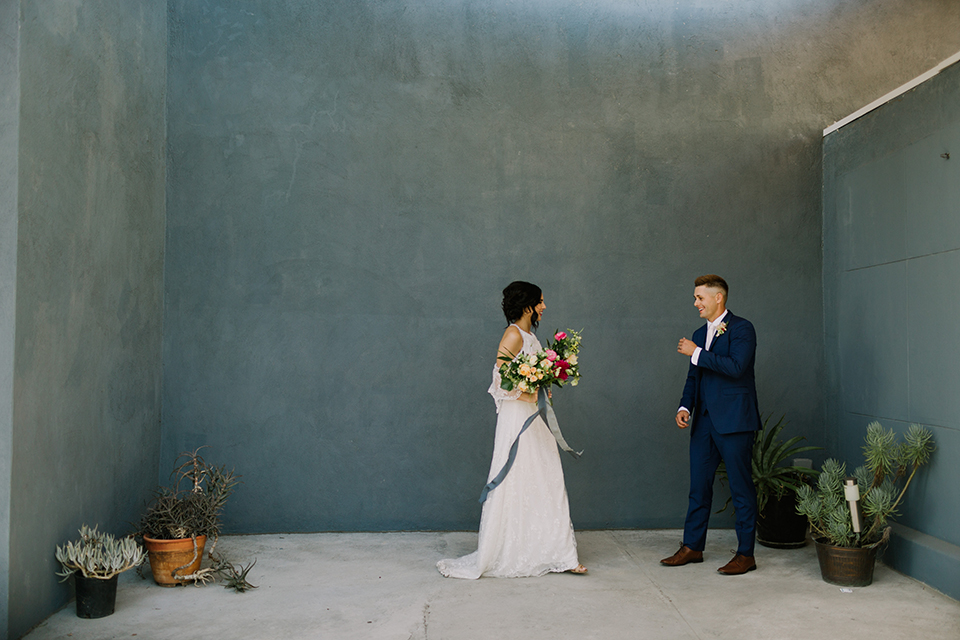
757,489,809,548
74,574,118,618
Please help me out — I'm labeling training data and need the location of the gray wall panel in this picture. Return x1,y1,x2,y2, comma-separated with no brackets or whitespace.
907,250,960,427
163,0,960,533
837,264,910,420
0,0,20,635
9,2,166,636
905,127,960,258
824,56,960,597
837,158,907,271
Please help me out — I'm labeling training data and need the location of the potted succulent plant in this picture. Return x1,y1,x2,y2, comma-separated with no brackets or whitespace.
56,525,145,618
796,422,935,587
137,448,239,586
718,414,821,548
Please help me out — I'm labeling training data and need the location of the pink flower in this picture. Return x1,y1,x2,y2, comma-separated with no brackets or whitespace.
544,349,558,361
554,331,567,341
555,360,571,370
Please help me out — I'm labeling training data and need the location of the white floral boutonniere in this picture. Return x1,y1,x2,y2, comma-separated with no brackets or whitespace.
715,321,728,337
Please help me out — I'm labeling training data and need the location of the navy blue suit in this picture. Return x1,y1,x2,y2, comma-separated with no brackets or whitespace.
679,311,761,556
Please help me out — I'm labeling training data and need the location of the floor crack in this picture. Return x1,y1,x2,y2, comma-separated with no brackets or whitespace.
607,532,704,640
409,601,430,640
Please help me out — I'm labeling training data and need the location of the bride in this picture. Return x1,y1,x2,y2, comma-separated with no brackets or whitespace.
437,281,586,578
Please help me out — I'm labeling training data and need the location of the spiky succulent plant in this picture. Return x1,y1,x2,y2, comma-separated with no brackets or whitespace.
717,414,821,513
56,525,145,580
796,422,935,547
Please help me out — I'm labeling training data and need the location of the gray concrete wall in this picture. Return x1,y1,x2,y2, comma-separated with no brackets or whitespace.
9,2,167,637
0,0,20,634
163,0,960,534
823,60,960,600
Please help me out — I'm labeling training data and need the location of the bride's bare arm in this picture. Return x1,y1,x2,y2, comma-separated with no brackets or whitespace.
497,326,523,366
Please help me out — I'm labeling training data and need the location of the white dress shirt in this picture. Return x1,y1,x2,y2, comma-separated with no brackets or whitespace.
678,310,729,416
691,309,729,366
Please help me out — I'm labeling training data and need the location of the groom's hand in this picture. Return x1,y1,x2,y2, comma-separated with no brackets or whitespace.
676,409,690,429
678,338,697,357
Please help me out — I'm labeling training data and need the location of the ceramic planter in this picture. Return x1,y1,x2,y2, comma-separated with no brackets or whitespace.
143,535,207,586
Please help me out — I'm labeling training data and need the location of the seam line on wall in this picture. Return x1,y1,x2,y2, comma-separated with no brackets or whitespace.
843,246,960,273
844,411,958,433
823,50,960,137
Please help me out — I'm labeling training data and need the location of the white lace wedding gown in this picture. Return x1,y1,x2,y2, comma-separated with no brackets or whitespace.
437,325,580,579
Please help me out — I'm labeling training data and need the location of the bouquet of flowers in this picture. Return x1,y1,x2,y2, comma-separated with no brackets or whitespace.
498,329,582,395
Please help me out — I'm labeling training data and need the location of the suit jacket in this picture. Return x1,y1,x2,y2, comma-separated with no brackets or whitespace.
679,311,761,435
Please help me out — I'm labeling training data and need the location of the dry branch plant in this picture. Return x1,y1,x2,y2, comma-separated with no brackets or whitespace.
137,448,256,592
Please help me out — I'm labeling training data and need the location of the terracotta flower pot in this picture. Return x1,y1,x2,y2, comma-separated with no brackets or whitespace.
143,535,207,587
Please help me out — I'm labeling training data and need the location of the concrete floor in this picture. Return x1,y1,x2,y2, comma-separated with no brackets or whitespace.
25,529,960,640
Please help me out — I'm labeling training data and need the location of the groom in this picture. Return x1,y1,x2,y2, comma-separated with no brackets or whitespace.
661,274,761,575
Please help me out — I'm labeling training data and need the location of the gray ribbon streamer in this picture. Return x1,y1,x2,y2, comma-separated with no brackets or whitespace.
544,397,582,459
479,388,582,504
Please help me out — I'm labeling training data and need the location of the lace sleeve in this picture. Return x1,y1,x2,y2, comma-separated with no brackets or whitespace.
488,364,521,413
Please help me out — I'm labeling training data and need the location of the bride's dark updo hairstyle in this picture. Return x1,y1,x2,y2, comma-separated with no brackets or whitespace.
501,281,542,330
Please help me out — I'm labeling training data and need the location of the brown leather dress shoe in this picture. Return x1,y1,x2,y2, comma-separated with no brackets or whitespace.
660,544,703,566
717,554,756,575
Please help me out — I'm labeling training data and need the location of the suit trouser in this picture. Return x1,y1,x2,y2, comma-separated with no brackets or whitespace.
683,409,757,556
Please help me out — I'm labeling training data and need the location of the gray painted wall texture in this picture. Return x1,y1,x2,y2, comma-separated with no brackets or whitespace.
8,2,167,637
5,0,960,634
0,0,21,633
823,60,960,600
163,0,960,535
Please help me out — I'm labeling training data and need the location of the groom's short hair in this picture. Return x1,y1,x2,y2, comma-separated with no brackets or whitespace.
695,274,728,299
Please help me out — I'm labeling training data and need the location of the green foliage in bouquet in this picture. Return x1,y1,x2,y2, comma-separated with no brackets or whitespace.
796,422,935,548
498,329,582,394
56,525,145,581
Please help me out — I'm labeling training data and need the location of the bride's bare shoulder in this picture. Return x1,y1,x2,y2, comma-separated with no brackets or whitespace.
500,324,525,345
497,325,523,360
